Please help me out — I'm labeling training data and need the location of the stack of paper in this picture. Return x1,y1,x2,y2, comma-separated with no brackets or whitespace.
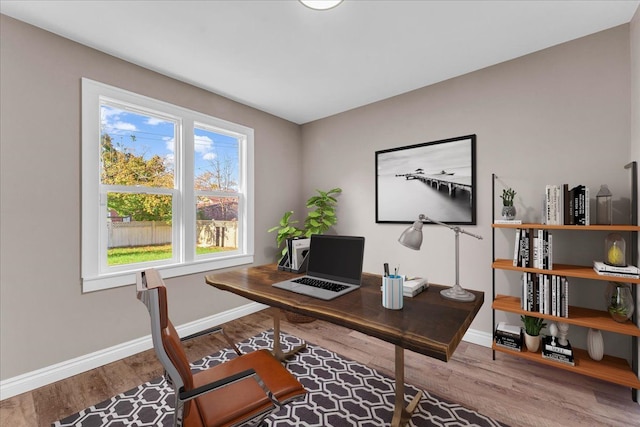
403,278,428,297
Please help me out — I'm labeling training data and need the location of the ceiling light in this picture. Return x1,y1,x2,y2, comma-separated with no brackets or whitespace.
299,0,343,11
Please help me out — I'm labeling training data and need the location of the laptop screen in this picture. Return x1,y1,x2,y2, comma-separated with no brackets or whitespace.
307,235,365,285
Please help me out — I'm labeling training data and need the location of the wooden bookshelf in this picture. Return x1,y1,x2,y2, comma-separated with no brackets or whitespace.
491,164,638,399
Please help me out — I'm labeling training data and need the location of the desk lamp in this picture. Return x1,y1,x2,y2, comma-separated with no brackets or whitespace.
398,214,482,302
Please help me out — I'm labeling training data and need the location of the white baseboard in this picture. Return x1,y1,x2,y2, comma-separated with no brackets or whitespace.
462,327,493,348
0,302,268,401
0,301,491,401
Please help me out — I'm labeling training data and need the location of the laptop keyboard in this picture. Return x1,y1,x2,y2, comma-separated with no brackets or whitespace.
292,277,349,293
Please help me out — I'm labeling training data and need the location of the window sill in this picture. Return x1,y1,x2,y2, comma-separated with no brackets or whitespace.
82,254,254,293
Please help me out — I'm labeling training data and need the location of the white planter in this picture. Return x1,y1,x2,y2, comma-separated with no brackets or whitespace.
587,328,604,361
524,332,541,352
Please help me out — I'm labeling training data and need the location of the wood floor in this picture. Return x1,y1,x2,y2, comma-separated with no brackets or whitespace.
2,307,639,427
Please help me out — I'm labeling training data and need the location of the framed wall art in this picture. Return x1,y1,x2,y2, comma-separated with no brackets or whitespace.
375,134,476,224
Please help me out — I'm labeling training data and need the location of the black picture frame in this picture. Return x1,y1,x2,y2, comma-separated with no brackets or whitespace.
375,134,476,224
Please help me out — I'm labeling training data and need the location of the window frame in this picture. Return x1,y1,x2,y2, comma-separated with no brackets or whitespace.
81,78,254,292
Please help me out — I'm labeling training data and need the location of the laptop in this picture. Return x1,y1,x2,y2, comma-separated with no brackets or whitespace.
272,234,365,300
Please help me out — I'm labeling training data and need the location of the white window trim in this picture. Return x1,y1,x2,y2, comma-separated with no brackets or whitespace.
81,78,254,292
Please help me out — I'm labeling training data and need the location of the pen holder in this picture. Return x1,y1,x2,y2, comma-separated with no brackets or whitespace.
382,275,403,310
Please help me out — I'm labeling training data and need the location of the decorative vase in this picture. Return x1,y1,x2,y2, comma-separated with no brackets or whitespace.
501,205,516,220
606,282,634,323
587,328,604,361
524,332,541,352
604,233,626,267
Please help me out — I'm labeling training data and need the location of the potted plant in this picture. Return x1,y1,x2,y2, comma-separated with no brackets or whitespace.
268,188,341,323
520,315,547,352
268,188,342,256
500,188,517,220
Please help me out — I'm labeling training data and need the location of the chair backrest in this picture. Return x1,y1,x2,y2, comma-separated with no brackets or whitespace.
136,269,196,419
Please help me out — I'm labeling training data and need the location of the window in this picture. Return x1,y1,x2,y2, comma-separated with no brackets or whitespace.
82,79,254,292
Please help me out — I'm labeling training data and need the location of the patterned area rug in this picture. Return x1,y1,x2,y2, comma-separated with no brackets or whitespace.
53,330,507,427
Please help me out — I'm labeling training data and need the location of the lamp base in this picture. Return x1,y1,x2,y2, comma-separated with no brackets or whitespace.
440,285,476,303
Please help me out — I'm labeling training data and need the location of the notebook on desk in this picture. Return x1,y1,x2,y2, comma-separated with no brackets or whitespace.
272,234,365,300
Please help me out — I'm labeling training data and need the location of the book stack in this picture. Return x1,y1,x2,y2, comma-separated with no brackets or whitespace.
513,228,552,269
543,184,590,225
565,184,590,225
593,261,639,279
521,273,569,317
403,277,428,297
494,322,523,351
380,277,429,297
544,185,563,225
541,335,575,366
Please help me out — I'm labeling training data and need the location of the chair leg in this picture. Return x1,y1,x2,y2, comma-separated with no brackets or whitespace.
220,329,242,356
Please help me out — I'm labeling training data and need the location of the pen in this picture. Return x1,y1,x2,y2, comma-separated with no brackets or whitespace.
383,263,389,277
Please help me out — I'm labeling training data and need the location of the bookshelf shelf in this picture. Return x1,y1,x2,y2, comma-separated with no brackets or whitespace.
492,343,640,389
492,294,640,336
492,223,639,232
492,259,640,285
491,163,638,401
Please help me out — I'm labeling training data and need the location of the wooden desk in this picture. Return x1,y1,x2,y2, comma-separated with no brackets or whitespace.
205,264,483,426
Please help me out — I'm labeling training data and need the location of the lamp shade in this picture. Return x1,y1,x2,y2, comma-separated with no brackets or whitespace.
398,220,423,250
299,0,343,10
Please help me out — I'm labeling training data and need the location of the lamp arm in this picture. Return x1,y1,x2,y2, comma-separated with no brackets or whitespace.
418,214,483,240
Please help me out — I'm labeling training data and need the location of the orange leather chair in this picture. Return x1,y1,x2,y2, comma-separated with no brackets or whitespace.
136,269,306,427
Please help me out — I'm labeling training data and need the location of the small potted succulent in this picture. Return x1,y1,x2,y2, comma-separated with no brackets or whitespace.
521,315,547,352
500,188,517,220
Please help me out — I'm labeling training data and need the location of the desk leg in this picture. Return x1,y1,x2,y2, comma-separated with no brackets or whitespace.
270,309,307,362
391,345,423,427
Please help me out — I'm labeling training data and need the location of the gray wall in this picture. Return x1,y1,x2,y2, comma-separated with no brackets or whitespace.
300,25,633,355
0,14,303,380
1,13,637,382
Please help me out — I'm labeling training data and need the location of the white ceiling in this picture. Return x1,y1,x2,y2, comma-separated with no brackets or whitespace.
1,1,638,124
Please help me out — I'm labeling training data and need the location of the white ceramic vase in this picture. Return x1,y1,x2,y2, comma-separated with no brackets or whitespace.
587,328,604,361
524,332,541,352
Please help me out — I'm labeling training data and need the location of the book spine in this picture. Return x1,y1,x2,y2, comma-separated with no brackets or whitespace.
594,269,640,279
538,274,544,314
513,228,521,266
495,340,522,351
544,344,573,356
572,185,581,225
548,233,553,270
520,272,527,310
527,273,534,311
562,276,569,318
542,352,575,366
594,261,640,274
551,275,557,317
577,186,587,225
521,229,530,267
562,184,570,225
545,275,551,315
584,186,590,226
495,330,522,341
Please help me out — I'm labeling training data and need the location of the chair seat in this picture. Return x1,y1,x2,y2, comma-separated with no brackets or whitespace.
191,349,306,427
